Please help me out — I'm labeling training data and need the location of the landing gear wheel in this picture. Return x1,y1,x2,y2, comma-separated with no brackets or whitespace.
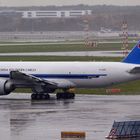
44,94,50,100
31,93,50,100
36,94,42,100
31,93,37,100
56,92,75,99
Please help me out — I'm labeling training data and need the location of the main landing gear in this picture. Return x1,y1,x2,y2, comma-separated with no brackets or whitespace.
31,93,50,100
56,88,76,99
31,92,75,100
56,92,75,99
31,88,75,100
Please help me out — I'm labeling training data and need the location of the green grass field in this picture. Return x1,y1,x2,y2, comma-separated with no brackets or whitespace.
0,56,123,61
0,42,135,53
76,80,140,95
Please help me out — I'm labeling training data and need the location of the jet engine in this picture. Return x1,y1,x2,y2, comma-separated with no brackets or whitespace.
0,79,15,95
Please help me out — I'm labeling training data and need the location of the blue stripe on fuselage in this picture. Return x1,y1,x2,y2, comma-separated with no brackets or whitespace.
0,74,107,79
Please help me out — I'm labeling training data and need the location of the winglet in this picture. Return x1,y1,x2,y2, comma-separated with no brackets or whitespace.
122,40,140,64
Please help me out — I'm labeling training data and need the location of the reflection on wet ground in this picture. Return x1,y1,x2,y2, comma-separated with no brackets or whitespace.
0,93,140,140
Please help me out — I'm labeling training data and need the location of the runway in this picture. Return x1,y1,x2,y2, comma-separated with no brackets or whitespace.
0,93,140,140
0,51,126,57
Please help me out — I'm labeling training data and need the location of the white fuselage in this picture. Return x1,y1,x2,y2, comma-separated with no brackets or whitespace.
0,61,139,88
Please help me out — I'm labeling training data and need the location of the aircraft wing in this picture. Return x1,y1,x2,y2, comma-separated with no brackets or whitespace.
10,71,58,88
129,67,140,74
10,71,75,89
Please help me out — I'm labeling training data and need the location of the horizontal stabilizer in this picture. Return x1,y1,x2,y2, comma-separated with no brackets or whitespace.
129,67,140,74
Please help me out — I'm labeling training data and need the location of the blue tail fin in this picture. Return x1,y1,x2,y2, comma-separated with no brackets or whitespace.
122,40,140,64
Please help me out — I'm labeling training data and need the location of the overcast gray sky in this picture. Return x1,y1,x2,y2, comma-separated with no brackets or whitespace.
0,0,140,6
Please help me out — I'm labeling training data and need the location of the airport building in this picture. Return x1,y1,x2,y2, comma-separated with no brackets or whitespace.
21,10,92,18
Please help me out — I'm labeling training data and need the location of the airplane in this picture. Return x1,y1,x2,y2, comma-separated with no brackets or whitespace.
0,40,140,100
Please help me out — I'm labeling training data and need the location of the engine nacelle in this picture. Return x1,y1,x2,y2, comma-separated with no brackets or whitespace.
0,79,15,95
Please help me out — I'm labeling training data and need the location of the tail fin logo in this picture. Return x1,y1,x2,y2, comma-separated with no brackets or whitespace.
138,44,140,49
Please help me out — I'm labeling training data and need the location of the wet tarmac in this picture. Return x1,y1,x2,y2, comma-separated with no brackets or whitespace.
0,93,140,140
